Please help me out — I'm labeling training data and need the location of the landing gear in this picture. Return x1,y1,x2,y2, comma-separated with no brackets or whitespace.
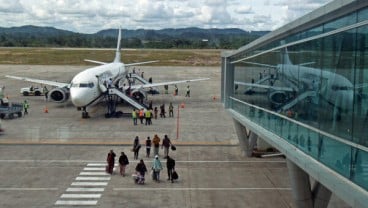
81,107,90,119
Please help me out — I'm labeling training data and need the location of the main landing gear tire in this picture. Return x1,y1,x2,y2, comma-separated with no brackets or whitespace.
82,111,90,119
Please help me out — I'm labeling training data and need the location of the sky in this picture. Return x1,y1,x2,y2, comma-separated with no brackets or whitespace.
0,0,333,34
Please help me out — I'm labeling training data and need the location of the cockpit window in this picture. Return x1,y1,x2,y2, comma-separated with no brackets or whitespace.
332,85,349,91
71,82,94,88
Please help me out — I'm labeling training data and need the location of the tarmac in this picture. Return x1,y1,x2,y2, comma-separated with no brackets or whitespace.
0,65,349,207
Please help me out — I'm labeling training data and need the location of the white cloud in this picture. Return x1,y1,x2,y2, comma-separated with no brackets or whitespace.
0,0,334,33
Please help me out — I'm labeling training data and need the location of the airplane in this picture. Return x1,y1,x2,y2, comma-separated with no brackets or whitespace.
5,28,209,118
234,48,361,124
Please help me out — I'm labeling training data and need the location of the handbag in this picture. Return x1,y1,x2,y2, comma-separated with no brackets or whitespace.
171,145,176,151
172,170,178,180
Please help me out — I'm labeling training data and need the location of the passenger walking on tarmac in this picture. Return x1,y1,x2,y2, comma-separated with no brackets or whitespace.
133,136,141,160
135,159,147,184
106,150,116,174
174,85,178,96
154,107,158,119
152,134,161,156
169,102,174,117
166,156,176,183
185,85,190,97
160,104,166,118
146,137,152,157
23,100,29,116
118,152,129,176
152,155,163,182
162,135,172,159
132,109,137,125
139,108,145,124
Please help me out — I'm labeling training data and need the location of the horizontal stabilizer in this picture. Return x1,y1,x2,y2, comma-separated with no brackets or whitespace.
125,60,159,67
84,59,108,65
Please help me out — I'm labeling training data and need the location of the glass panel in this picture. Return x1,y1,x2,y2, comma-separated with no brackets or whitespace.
318,135,351,178
352,149,368,190
324,13,357,33
353,25,368,146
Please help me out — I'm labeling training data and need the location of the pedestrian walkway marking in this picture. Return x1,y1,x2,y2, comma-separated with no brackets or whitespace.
54,163,111,207
61,194,101,198
75,177,111,181
55,200,98,206
71,182,108,186
84,167,105,171
66,188,105,192
80,172,110,175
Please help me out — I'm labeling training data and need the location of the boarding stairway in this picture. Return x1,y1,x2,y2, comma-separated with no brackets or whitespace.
130,74,159,94
279,90,317,112
244,75,271,94
108,88,146,110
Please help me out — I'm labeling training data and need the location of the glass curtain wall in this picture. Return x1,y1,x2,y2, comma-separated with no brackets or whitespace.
229,8,368,190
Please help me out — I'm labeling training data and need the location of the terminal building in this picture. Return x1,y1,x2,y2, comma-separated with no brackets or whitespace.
221,0,368,207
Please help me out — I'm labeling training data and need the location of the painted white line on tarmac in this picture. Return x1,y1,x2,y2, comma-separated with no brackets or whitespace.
0,188,58,191
80,172,110,176
71,182,108,186
114,187,291,191
61,194,101,198
66,188,105,192
55,200,98,206
83,167,105,171
87,163,112,167
76,177,111,181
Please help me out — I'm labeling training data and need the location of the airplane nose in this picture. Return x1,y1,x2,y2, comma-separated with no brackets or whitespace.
70,89,87,107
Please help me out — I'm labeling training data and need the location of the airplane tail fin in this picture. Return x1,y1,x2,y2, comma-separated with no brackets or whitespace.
281,47,292,65
113,28,122,63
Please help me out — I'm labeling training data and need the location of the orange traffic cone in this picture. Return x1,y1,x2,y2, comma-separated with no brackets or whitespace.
44,106,48,113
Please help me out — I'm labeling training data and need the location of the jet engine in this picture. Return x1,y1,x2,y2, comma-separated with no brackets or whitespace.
269,91,288,109
49,87,70,103
131,89,147,101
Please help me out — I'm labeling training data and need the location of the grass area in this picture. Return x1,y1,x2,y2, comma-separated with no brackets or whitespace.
0,48,223,66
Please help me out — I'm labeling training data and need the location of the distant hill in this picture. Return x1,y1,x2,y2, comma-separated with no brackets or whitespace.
0,25,269,49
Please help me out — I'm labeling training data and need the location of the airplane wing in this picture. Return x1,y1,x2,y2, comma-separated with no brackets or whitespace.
125,60,159,67
5,75,69,88
127,78,210,90
234,81,295,92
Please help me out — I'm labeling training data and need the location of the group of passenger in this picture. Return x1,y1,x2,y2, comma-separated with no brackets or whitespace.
132,102,175,125
106,134,177,184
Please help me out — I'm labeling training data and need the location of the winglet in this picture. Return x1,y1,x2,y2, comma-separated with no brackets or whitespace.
114,27,122,63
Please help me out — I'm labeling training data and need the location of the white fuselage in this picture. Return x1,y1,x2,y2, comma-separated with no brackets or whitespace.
70,62,126,107
278,64,354,111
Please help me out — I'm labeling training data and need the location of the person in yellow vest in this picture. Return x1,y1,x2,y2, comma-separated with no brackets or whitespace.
23,100,29,116
139,108,145,124
132,109,137,125
145,109,152,125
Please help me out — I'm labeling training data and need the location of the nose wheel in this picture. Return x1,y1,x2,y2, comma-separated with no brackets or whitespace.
81,107,90,119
